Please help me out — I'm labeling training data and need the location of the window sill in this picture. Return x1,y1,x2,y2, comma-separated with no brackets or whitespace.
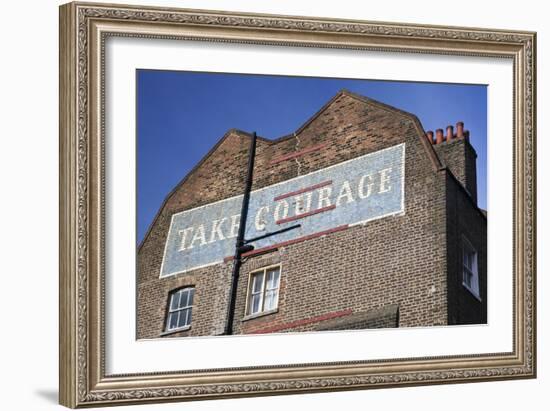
241,309,278,322
160,326,191,336
462,283,482,302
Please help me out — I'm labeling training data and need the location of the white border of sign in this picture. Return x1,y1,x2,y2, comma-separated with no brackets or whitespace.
159,143,406,278
105,37,513,374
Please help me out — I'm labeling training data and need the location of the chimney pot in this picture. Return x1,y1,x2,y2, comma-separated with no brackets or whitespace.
435,129,444,144
426,131,434,144
456,121,464,138
446,125,454,143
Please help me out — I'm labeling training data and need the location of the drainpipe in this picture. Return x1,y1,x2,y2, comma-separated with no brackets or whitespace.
223,132,257,335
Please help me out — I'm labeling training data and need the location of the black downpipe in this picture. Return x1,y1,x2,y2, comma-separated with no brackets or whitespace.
223,132,257,335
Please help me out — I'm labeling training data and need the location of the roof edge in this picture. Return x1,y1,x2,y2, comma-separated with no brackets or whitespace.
139,89,445,250
339,89,443,171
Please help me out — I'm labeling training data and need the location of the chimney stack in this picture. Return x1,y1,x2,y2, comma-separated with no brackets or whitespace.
435,129,444,144
430,120,478,204
446,125,454,143
427,122,472,146
456,121,464,138
426,131,434,144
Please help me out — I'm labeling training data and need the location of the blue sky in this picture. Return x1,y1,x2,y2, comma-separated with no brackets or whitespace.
137,70,487,244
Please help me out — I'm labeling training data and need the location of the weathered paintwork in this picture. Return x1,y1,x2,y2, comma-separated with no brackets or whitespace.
160,143,405,277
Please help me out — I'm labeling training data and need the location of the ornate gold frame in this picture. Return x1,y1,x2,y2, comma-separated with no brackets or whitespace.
59,2,536,408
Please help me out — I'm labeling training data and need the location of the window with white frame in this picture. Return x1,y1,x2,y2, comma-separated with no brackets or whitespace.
165,287,194,331
246,266,281,316
462,237,480,298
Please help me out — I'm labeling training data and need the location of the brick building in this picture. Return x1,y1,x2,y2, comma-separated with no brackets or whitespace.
137,89,487,339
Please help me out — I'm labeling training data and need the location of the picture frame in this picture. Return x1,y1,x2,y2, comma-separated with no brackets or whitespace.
59,1,536,408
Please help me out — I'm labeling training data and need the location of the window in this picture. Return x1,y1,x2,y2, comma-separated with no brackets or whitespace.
165,287,194,331
462,237,480,299
246,266,281,316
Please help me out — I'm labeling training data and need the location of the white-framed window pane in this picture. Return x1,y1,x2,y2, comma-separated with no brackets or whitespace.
466,252,474,270
179,289,189,308
250,293,262,314
266,268,280,290
463,269,472,287
169,292,179,311
252,272,264,293
168,312,178,330
177,309,187,328
264,289,278,311
177,310,184,328
462,237,480,297
247,266,281,315
473,274,479,295
166,287,195,331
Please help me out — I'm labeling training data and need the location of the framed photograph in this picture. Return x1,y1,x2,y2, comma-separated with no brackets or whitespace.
59,1,536,408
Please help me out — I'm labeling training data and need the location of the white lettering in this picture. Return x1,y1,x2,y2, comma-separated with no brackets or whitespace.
294,192,312,216
209,218,227,243
188,224,207,248
336,180,355,206
318,186,332,209
228,214,240,238
379,167,393,193
358,174,374,199
178,227,194,251
274,200,290,221
255,206,269,231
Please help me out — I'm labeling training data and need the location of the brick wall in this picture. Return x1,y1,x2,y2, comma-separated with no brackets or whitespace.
137,90,485,339
315,304,399,331
444,172,487,325
434,136,478,204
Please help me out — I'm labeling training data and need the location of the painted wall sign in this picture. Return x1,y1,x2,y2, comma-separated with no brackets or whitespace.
159,143,405,278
